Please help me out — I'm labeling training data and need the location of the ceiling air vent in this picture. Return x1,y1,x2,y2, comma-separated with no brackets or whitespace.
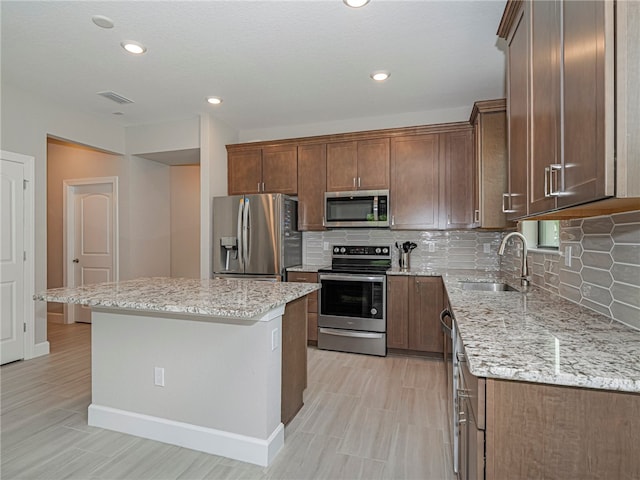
97,91,134,104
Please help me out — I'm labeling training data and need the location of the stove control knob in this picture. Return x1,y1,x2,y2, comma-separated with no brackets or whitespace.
333,247,340,253
382,247,389,254
340,247,346,254
375,248,381,254
371,307,378,316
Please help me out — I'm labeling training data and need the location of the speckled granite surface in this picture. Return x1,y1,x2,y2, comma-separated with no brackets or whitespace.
35,277,320,320
440,271,640,393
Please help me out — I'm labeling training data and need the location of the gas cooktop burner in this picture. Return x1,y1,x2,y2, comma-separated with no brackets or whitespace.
319,245,392,274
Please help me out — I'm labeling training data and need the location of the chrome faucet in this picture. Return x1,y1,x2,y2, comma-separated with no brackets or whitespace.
498,232,530,287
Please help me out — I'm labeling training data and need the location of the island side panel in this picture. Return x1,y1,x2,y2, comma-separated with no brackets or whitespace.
90,310,282,442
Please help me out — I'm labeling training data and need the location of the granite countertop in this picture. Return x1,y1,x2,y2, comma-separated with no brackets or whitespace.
287,265,329,273
440,271,640,394
35,277,320,320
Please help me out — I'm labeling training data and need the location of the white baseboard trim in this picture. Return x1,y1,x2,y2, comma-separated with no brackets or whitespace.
32,341,50,358
88,404,284,467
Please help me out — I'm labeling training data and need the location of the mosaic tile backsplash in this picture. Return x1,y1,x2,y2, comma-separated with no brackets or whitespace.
500,210,640,330
303,229,504,271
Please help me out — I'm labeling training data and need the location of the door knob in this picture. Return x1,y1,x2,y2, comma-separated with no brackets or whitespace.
72,258,79,263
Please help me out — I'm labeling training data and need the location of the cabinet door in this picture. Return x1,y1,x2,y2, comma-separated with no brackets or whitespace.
386,275,409,349
287,272,318,342
441,129,475,229
326,141,358,191
298,144,327,230
529,0,561,215
408,277,444,353
357,138,390,190
228,149,262,195
477,109,509,229
262,145,298,194
390,135,440,230
560,0,609,207
506,5,530,220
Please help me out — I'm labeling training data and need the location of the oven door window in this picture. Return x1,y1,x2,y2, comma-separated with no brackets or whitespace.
320,278,383,319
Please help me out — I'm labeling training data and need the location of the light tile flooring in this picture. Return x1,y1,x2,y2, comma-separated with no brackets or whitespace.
1,322,455,480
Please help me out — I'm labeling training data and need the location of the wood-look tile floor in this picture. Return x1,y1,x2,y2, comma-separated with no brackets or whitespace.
1,322,456,480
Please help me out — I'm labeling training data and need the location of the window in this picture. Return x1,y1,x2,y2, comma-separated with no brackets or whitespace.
521,220,560,250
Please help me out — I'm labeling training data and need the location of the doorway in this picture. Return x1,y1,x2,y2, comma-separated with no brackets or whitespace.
63,178,118,323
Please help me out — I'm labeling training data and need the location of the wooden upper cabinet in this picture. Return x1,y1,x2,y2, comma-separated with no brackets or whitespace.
470,99,511,229
529,0,562,215
505,3,530,220
499,0,618,219
560,0,609,207
357,138,390,190
227,145,297,195
297,144,327,231
408,276,444,354
326,138,390,191
262,145,298,194
441,129,475,229
390,134,440,230
228,149,262,195
326,142,357,191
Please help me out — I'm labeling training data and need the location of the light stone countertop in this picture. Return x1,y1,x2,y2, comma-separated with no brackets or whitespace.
35,277,320,320
440,271,640,393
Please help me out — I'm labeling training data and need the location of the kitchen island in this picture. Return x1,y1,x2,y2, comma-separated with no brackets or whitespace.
35,277,320,467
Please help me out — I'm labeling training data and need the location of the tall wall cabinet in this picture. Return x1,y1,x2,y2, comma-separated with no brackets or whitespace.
499,0,639,219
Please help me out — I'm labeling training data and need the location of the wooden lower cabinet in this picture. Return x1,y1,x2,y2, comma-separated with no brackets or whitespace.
386,276,410,349
281,296,308,425
386,275,443,354
287,272,318,344
458,376,640,479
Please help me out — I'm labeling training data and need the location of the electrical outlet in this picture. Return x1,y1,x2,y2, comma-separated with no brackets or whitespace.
154,367,165,387
564,246,572,267
271,328,279,351
323,242,329,251
428,242,436,253
483,243,491,254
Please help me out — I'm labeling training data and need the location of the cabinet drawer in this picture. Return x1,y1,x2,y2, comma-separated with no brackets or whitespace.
288,272,318,313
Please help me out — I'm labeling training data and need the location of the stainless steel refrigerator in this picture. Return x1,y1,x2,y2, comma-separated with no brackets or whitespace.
212,194,302,281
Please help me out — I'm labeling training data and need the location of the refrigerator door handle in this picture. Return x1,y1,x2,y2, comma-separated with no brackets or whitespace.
237,198,244,267
243,198,250,265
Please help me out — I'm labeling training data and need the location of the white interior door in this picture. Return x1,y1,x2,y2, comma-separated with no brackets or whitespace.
66,180,117,323
1,159,25,364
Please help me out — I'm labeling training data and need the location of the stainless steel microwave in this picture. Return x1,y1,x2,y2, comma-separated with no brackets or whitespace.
324,189,390,228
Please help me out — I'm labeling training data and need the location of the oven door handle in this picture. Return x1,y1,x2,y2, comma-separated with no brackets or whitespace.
318,274,386,283
319,328,385,339
440,308,452,337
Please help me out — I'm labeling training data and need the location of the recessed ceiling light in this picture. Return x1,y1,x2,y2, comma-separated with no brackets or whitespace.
343,0,370,7
370,71,390,82
92,15,114,29
121,41,147,55
207,97,223,105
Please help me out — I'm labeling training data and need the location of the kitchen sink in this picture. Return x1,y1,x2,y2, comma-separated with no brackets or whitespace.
459,281,518,292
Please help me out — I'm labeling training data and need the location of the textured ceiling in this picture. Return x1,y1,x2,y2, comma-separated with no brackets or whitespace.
1,1,507,133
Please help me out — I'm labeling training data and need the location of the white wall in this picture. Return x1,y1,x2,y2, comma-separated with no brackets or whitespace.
170,165,201,278
200,114,238,278
238,105,472,142
127,156,171,279
125,117,200,155
1,82,125,345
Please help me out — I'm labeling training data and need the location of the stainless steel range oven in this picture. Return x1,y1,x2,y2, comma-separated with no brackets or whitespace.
318,245,391,356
